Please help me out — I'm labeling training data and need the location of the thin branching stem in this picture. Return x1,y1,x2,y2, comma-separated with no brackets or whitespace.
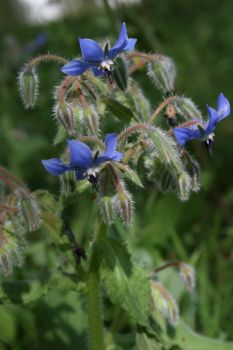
78,135,104,149
118,123,150,142
148,95,178,125
27,54,68,70
153,261,181,274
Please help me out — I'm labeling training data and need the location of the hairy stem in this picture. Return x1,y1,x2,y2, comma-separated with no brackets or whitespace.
86,220,107,350
118,123,150,142
27,54,68,70
148,95,178,125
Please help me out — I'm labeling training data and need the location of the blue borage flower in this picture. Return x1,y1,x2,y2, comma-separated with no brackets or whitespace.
173,93,230,153
61,23,137,82
41,133,123,189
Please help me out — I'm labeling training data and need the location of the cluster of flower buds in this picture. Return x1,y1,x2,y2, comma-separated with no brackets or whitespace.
15,22,231,341
149,261,196,326
18,23,230,227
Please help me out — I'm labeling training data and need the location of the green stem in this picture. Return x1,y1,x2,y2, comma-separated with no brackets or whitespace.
27,54,68,70
86,221,107,350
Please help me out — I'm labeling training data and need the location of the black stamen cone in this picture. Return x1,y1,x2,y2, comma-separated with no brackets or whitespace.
202,140,214,156
104,69,116,88
88,174,99,192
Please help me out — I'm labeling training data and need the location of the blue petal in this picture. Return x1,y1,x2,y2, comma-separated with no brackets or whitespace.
217,93,230,120
109,151,123,161
75,170,86,180
68,140,93,169
95,133,117,165
91,66,104,77
79,38,104,63
104,133,118,156
108,23,128,59
173,127,202,146
41,158,69,176
95,133,122,165
61,59,90,76
123,38,137,51
205,106,219,133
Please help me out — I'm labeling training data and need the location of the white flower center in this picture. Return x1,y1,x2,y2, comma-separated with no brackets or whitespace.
100,60,114,72
204,133,215,145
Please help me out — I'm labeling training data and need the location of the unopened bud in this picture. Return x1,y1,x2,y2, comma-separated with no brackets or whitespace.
15,188,41,232
150,280,179,326
164,103,177,127
114,189,134,226
18,66,39,109
179,262,196,292
175,97,202,121
60,171,76,197
56,103,76,136
81,105,99,136
185,155,200,193
112,57,128,91
99,196,114,225
177,172,192,201
147,56,176,94
0,222,25,275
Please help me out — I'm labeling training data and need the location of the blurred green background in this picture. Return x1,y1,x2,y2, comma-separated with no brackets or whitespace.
0,0,233,349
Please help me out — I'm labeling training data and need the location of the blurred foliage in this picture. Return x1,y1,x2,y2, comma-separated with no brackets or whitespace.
0,0,233,349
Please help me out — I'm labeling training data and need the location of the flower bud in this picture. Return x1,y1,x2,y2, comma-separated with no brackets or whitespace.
177,172,192,201
179,262,196,293
15,188,41,232
56,103,76,136
0,222,25,275
114,188,134,226
80,104,99,136
147,56,176,94
60,171,76,197
99,196,114,225
18,66,39,109
112,57,128,91
150,280,179,326
184,155,200,193
175,97,202,121
164,103,177,127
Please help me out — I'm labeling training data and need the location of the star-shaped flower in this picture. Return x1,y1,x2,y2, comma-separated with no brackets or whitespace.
41,133,123,188
173,93,230,153
61,23,136,79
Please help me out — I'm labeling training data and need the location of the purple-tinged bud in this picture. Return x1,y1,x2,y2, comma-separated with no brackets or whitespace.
56,103,77,136
15,188,41,232
147,56,176,94
99,196,114,225
179,262,196,293
175,97,202,121
18,66,39,109
150,280,179,327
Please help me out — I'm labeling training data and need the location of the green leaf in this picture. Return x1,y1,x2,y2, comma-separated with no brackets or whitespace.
113,57,128,91
102,97,137,123
0,272,83,305
98,236,151,326
34,190,63,241
53,124,66,145
113,163,144,188
134,330,164,350
165,320,233,350
0,306,16,344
